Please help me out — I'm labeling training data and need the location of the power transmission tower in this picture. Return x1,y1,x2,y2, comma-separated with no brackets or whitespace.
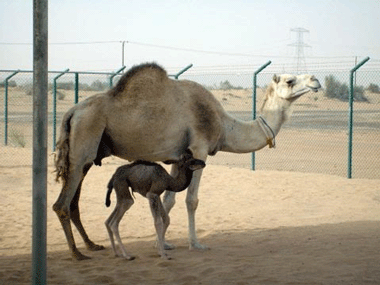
288,27,311,73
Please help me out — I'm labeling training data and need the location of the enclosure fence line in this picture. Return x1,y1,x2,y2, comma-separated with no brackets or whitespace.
1,58,378,179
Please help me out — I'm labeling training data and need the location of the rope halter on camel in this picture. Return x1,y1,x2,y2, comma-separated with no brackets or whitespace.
257,116,276,148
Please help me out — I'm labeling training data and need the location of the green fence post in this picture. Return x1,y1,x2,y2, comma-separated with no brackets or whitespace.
109,66,126,88
347,56,370,178
3,70,19,145
251,61,271,170
52,68,69,151
174,64,193,79
74,72,79,104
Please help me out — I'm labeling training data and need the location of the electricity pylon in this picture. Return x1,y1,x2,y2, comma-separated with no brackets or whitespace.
288,27,311,73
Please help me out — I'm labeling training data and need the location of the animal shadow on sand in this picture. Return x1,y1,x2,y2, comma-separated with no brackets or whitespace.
1,221,379,284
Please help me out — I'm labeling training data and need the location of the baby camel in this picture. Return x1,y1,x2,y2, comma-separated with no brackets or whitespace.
105,151,206,260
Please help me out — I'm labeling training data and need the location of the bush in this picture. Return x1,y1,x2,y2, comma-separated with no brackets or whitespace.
10,129,26,147
57,82,74,90
324,75,367,102
90,80,108,91
0,80,17,88
367,83,380,94
57,90,66,100
206,80,243,90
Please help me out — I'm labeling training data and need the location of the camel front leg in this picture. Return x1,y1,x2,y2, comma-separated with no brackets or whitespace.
186,168,209,251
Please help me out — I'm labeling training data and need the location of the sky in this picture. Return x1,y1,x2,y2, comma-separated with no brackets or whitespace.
0,0,379,73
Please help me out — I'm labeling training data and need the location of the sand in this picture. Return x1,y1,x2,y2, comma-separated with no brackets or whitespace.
1,152,380,284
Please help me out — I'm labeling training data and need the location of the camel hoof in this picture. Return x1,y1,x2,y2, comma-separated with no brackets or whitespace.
124,255,136,261
73,252,91,261
161,253,172,260
115,252,136,260
87,243,105,251
189,243,210,251
155,240,176,250
163,242,175,250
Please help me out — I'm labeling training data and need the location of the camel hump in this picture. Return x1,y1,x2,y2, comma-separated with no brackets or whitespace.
109,62,168,97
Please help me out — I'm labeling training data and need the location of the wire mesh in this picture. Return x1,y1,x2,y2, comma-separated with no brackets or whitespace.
1,64,379,179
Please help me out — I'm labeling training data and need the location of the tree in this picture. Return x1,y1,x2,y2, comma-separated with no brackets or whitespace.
367,83,380,94
90,80,108,91
324,75,367,102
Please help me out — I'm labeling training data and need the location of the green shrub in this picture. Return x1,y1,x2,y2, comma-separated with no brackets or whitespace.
324,75,367,102
57,90,66,100
10,129,26,148
367,83,380,94
1,80,17,88
90,80,108,91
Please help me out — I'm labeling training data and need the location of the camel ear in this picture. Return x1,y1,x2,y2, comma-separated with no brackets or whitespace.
272,74,280,83
188,159,206,171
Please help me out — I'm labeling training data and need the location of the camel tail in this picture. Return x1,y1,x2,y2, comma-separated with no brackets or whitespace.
54,109,75,183
105,176,115,207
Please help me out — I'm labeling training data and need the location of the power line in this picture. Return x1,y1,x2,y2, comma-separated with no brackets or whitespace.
0,39,363,60
125,40,288,58
0,41,119,45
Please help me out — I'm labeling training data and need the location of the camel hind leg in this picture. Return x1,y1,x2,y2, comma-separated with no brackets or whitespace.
53,164,93,260
54,164,104,260
53,105,107,260
70,163,105,251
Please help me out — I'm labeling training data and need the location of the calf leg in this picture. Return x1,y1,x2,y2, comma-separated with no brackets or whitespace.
105,183,135,260
148,193,171,260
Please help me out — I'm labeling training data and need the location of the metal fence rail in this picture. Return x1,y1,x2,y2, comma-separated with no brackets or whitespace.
1,61,379,179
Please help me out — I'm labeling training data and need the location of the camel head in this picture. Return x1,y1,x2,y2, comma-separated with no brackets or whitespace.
271,74,321,101
261,74,321,114
177,149,206,171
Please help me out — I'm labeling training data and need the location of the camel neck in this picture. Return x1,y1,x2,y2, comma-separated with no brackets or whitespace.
167,168,193,192
257,116,276,148
220,111,284,154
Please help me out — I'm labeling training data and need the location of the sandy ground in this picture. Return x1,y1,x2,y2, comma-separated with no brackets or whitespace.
1,152,380,284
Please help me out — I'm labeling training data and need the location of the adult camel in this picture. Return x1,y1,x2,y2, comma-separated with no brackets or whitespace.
54,62,321,260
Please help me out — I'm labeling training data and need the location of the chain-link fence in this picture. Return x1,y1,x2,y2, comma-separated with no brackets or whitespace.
180,59,380,179
0,70,120,166
250,68,380,180
1,60,379,178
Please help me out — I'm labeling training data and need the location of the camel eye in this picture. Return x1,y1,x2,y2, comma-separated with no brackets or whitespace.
286,78,295,87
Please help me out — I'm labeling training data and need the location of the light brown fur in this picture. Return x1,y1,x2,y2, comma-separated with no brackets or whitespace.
53,63,321,260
